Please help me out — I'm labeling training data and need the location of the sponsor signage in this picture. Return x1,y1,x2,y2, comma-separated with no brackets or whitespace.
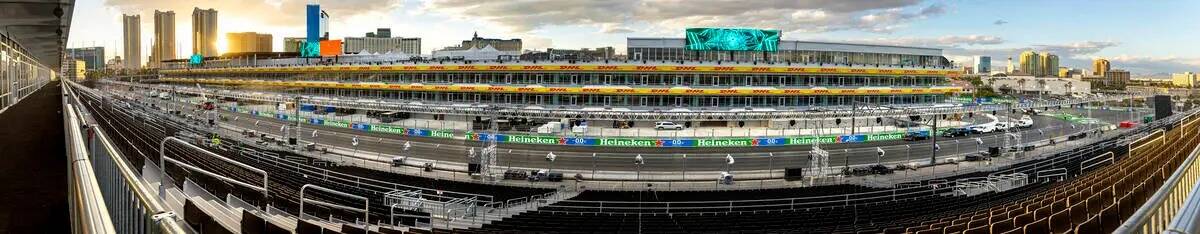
506,135,562,145
370,125,405,134
597,138,657,147
697,138,754,147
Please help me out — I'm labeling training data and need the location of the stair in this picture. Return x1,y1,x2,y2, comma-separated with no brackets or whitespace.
437,190,582,230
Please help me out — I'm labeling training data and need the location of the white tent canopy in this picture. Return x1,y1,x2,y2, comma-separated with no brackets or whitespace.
432,44,519,60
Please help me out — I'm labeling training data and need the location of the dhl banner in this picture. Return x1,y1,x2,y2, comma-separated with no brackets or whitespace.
163,78,962,96
163,64,961,76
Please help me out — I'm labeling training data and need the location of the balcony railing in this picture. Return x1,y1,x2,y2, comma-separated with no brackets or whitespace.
63,81,187,233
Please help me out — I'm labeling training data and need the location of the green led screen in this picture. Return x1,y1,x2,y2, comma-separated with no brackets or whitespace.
685,28,780,52
300,42,321,58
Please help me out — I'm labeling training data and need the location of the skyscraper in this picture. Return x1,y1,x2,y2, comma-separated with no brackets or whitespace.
1006,57,1014,74
1040,53,1059,77
226,32,273,53
1018,51,1041,76
151,10,176,68
973,56,990,74
1093,58,1111,76
122,14,141,69
192,7,219,57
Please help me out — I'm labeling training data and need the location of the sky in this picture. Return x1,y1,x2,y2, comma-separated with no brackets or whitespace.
68,0,1200,76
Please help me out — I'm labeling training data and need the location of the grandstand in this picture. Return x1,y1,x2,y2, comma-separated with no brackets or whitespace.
62,75,1200,233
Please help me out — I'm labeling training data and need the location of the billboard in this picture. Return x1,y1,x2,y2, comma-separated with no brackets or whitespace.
319,40,343,56
299,42,320,57
685,28,780,52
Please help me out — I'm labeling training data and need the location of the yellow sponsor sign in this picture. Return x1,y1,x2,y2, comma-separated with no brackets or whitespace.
165,78,962,96
162,64,962,76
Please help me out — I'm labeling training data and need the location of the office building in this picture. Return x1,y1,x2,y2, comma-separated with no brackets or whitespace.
1094,58,1111,76
1018,51,1041,76
283,37,305,53
151,10,176,68
192,7,219,56
974,56,991,74
441,32,522,52
343,36,420,55
226,32,273,54
66,60,86,81
365,28,391,38
122,14,141,69
65,47,105,71
1040,53,1059,77
1105,69,1130,87
1173,72,1197,87
1006,57,1014,74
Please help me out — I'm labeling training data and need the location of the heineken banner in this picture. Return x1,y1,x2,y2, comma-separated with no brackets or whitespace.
370,125,405,134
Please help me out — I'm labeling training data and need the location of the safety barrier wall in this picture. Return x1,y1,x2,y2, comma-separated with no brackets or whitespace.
63,81,187,233
0,32,54,114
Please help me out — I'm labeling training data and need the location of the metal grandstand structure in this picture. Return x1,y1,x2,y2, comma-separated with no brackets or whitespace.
104,79,1152,121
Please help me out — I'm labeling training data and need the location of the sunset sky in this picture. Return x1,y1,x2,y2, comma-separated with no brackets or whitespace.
68,0,1200,75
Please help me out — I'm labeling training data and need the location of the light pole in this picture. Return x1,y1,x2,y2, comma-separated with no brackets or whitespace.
681,154,687,181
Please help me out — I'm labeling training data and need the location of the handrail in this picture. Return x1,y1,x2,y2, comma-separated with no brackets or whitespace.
65,103,118,234
64,80,188,233
158,136,270,200
1121,111,1200,233
300,184,370,224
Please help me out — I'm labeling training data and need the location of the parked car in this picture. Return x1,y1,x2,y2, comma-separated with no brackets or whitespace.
654,121,684,130
941,128,972,138
994,122,1014,131
903,131,930,141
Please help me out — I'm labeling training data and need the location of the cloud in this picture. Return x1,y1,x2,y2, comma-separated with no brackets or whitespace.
599,23,634,34
422,0,943,34
993,19,1008,25
1032,41,1120,56
1105,55,1200,75
832,34,1005,48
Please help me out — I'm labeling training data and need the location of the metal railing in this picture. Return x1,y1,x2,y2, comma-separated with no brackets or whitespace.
63,81,187,233
0,32,54,114
1119,112,1200,233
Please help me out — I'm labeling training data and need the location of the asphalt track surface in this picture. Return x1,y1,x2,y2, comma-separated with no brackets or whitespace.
0,82,67,233
123,87,1151,173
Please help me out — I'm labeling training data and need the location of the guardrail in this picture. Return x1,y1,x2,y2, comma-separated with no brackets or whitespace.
63,81,187,233
1119,111,1200,233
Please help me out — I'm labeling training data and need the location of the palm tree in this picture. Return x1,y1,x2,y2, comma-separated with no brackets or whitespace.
1037,79,1048,100
1017,79,1028,95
